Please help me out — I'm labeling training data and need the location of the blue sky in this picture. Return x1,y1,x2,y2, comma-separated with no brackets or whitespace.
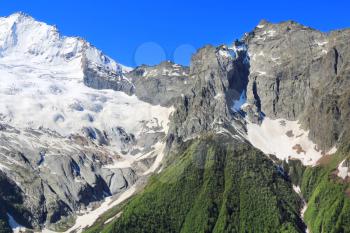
0,0,349,67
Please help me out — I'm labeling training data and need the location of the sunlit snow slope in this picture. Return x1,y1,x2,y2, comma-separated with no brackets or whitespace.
0,12,172,154
0,12,174,230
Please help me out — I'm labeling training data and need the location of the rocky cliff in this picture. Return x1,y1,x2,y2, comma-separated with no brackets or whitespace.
245,20,350,151
1,12,350,233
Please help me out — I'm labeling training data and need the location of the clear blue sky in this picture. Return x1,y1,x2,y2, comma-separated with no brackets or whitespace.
0,0,349,67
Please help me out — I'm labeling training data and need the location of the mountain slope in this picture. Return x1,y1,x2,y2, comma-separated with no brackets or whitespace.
300,140,350,233
0,12,177,231
245,20,350,151
1,12,350,233
91,20,350,233
94,136,305,233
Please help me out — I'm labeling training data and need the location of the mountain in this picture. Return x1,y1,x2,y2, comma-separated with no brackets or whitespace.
96,21,350,233
0,13,349,233
0,12,177,232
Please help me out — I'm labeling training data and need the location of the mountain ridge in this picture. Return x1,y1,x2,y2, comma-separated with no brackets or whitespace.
0,12,349,233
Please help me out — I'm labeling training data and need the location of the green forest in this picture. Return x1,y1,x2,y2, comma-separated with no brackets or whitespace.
86,134,350,233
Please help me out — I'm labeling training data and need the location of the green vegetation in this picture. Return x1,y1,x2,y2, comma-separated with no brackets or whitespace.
301,149,350,233
83,199,129,233
93,136,304,233
85,135,350,233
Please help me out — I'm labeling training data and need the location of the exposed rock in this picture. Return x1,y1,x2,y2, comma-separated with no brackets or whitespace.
2,12,350,231
245,20,350,150
0,125,138,229
82,54,135,95
167,44,249,148
126,61,192,107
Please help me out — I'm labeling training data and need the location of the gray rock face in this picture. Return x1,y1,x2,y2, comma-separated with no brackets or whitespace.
82,54,135,95
167,45,249,147
126,61,192,107
2,14,350,231
245,20,350,150
84,59,193,107
0,124,138,229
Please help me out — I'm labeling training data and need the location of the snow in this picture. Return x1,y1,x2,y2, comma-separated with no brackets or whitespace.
141,64,186,78
0,12,173,156
218,44,246,60
301,204,310,233
292,186,310,233
7,213,26,233
337,160,349,179
232,90,247,112
120,65,133,73
256,70,267,76
316,41,328,46
103,158,134,169
293,185,301,194
104,212,122,225
214,93,224,100
249,51,265,61
0,13,174,233
231,43,247,52
328,146,338,155
218,49,234,59
246,118,337,166
271,56,281,65
0,13,126,76
0,60,172,150
266,30,276,37
53,186,136,233
143,142,167,175
293,185,310,233
0,163,11,171
312,40,329,55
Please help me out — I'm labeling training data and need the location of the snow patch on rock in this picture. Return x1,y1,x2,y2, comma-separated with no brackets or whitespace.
246,118,337,166
7,214,26,233
337,160,349,179
232,90,247,112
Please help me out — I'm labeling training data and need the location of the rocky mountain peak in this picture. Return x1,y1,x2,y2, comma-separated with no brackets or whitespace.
243,19,350,151
1,13,350,232
0,13,175,230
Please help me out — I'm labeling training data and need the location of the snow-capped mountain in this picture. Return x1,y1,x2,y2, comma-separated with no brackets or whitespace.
0,12,177,231
0,12,130,72
0,12,171,149
1,12,350,233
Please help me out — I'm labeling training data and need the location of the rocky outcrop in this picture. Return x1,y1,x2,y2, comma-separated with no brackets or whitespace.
82,55,135,95
167,44,249,147
2,12,350,231
126,61,192,107
245,20,350,150
84,59,193,107
0,124,138,230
